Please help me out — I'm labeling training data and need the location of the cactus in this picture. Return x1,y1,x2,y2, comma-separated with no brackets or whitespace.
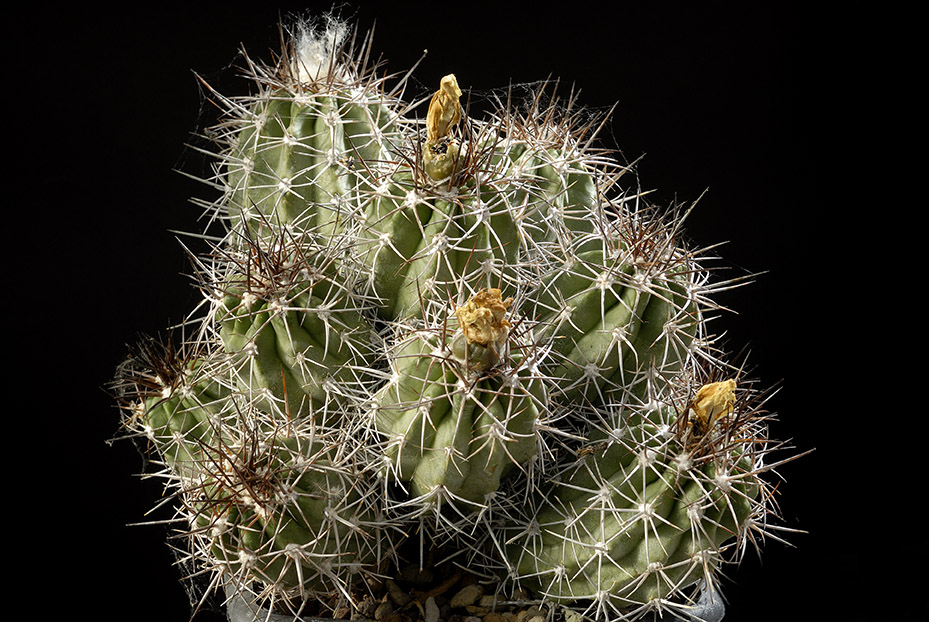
373,289,545,511
115,334,387,611
501,377,767,620
113,14,798,622
529,238,701,405
213,226,376,424
197,433,384,600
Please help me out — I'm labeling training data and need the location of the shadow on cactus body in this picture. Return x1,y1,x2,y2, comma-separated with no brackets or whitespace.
112,13,799,622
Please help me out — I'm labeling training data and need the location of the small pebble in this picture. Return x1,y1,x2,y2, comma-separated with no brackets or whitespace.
401,564,434,584
515,606,545,622
450,584,483,608
564,611,585,622
356,595,377,619
386,579,412,606
424,596,440,622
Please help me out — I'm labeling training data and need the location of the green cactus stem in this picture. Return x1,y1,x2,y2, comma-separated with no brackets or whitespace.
530,230,701,404
114,335,232,480
357,75,618,322
222,42,401,242
196,434,384,600
373,289,544,510
213,230,375,425
504,379,764,618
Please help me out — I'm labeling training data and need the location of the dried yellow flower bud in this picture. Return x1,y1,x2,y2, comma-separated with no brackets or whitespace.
455,289,513,346
426,74,462,143
423,74,462,181
691,380,737,433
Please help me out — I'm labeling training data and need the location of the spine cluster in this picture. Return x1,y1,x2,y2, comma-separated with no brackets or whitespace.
113,17,793,622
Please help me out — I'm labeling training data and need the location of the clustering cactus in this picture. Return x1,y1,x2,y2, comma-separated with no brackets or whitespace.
113,15,795,622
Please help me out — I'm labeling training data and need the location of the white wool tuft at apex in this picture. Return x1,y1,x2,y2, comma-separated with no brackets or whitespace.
295,17,348,82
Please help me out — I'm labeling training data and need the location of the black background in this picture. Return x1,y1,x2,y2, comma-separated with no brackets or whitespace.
17,2,917,621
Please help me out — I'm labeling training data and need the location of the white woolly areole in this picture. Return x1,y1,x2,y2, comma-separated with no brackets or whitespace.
295,18,349,82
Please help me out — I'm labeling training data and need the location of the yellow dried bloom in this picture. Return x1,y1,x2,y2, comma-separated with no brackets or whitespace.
426,74,462,143
691,379,737,432
455,289,513,346
423,74,463,181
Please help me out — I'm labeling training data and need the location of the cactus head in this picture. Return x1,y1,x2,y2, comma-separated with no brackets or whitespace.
373,290,543,514
501,372,778,620
194,433,384,606
211,225,376,426
115,332,389,614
